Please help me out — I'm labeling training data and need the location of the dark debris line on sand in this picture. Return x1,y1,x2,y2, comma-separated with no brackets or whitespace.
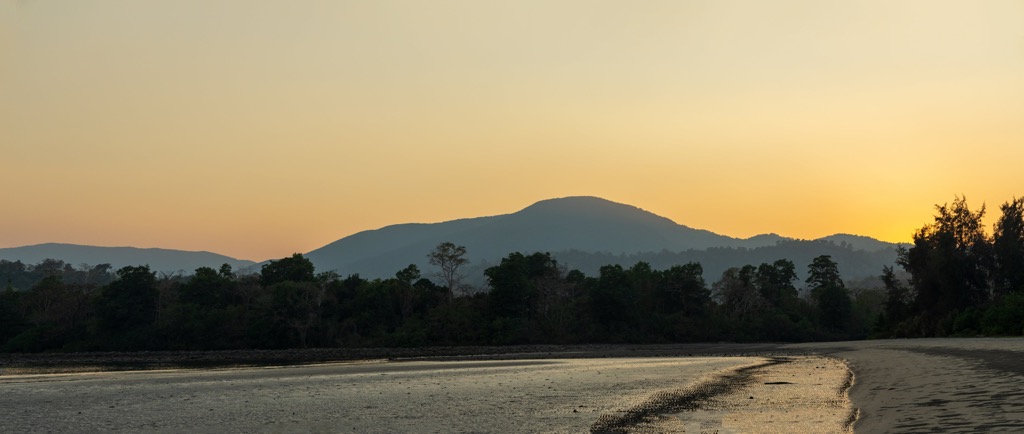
589,357,792,434
841,364,858,430
591,356,858,434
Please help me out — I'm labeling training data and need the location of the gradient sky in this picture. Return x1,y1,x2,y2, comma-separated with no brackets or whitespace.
3,1,1023,261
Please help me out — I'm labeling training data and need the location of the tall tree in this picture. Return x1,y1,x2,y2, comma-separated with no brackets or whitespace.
270,280,327,348
659,262,709,317
484,252,560,320
0,287,26,347
807,255,850,332
992,197,1024,294
899,196,991,331
260,253,316,286
180,266,235,308
713,265,765,318
94,266,159,349
880,265,911,330
755,259,798,308
806,255,844,295
589,264,636,328
428,242,469,303
395,264,421,321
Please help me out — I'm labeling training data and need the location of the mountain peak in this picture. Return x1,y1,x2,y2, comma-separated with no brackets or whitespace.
520,195,621,209
515,196,679,226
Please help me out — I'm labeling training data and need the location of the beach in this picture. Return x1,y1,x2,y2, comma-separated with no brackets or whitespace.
2,338,1022,432
792,338,1024,433
1,356,781,433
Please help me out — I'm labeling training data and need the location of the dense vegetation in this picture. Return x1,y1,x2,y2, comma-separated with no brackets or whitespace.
877,196,1024,337
1,196,1021,352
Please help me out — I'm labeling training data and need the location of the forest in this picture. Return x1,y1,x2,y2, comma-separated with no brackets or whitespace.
1,196,1022,352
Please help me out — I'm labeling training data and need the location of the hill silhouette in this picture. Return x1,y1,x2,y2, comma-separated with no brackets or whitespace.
0,243,256,274
305,196,903,284
0,197,906,284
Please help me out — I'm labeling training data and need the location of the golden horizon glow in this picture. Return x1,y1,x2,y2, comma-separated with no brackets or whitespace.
3,1,1023,261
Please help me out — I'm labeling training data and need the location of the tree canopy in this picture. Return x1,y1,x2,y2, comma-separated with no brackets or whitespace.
4,195,1024,352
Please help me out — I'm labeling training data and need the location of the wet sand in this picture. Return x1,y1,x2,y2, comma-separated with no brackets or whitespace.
791,338,1024,433
0,357,771,433
590,355,854,433
623,356,854,433
2,338,1022,432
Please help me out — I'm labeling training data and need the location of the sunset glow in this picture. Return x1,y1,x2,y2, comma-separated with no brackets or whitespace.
3,1,1023,261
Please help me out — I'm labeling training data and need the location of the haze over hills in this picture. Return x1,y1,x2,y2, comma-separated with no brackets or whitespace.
0,243,256,275
305,196,906,284
1,197,908,285
305,197,777,276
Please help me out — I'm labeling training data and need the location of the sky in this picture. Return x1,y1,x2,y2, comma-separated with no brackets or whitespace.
2,1,1024,262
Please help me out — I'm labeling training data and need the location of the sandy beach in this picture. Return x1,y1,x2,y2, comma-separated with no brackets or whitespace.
2,338,1022,432
592,355,854,433
1,357,771,433
791,338,1024,433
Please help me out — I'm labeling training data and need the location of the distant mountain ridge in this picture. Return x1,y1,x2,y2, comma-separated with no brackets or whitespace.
305,196,906,282
0,197,908,283
0,243,256,274
816,233,902,252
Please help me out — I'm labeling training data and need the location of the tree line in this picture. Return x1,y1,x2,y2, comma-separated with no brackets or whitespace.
1,252,875,352
1,195,1021,352
877,196,1024,337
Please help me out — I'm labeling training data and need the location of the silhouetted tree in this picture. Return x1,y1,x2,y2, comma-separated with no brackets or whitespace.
587,264,635,333
159,265,241,349
260,253,316,286
0,287,27,349
755,259,798,309
0,260,29,291
82,263,114,286
659,262,709,317
654,262,712,341
16,276,92,351
807,255,844,297
94,265,159,349
714,265,765,318
272,279,327,348
428,242,469,303
880,266,911,327
395,264,421,321
180,266,234,308
485,252,543,319
807,255,850,333
900,196,991,333
992,197,1024,294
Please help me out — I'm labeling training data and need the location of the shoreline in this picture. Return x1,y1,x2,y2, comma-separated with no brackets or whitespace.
0,342,796,376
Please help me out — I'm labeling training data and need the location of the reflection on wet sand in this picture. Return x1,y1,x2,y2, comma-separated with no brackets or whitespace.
592,356,853,434
2,357,772,433
6,338,1019,433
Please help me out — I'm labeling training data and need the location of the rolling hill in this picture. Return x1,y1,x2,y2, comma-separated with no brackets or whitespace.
304,196,904,283
1,197,908,285
0,243,256,274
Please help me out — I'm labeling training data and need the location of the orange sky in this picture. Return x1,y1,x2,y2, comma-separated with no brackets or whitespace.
2,1,1023,261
